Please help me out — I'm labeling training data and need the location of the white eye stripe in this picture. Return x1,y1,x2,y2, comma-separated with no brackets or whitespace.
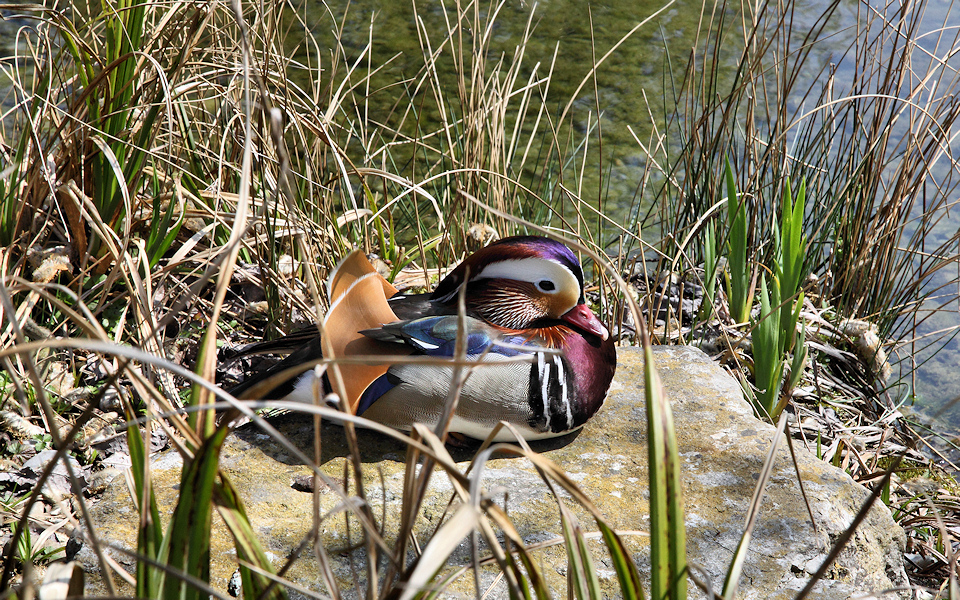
476,258,579,294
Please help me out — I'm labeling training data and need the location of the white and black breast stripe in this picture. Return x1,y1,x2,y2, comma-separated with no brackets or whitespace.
528,351,573,433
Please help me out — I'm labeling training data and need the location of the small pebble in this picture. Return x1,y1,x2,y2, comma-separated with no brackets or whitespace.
228,568,242,597
99,388,121,412
292,475,329,493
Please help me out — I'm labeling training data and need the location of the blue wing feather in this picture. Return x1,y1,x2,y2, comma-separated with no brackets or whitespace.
361,315,530,357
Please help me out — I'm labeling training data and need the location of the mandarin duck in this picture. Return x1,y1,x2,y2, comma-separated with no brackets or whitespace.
227,236,616,441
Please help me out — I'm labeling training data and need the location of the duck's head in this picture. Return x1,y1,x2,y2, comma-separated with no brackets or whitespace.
431,236,609,340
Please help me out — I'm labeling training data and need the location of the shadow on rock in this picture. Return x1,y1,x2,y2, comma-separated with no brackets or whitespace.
231,410,583,467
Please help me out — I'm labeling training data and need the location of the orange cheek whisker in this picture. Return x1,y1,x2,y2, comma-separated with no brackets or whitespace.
494,325,571,350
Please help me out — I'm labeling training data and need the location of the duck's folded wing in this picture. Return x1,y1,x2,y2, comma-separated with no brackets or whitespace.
360,314,524,356
355,315,551,437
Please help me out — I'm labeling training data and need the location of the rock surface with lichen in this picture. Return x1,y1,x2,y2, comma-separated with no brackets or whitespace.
77,346,908,599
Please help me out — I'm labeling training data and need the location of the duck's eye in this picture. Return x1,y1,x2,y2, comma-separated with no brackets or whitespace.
537,279,556,292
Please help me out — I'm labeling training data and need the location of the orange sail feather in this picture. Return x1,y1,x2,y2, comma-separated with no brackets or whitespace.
322,251,411,413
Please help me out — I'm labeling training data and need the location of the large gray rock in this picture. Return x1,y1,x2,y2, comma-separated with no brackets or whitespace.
79,346,907,598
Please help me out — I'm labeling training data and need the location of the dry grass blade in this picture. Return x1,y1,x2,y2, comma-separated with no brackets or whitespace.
721,410,788,600
98,543,234,600
466,438,645,599
924,496,960,600
794,455,902,600
397,503,480,600
482,502,552,600
37,561,84,600
0,283,119,595
190,0,254,438
387,424,472,595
